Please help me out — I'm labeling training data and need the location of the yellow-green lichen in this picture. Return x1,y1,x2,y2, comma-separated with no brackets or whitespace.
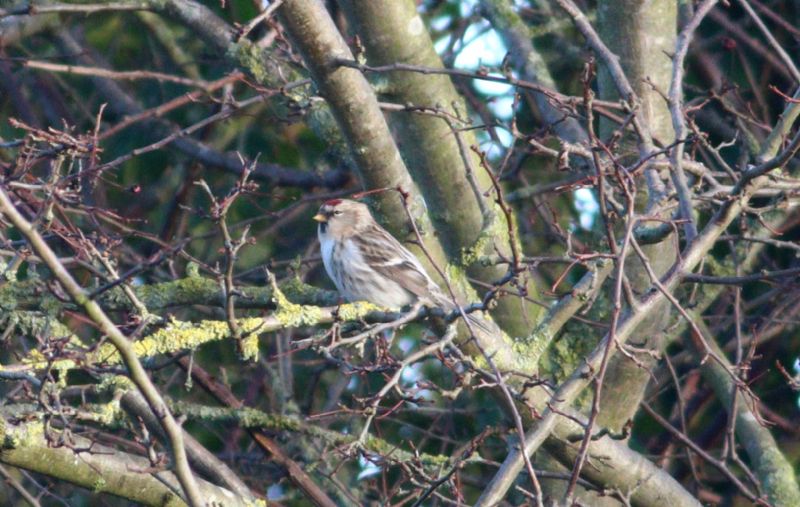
0,286,17,312
237,407,300,431
3,421,44,449
135,275,219,310
460,232,493,267
90,400,124,426
539,326,594,384
512,316,560,373
460,205,511,267
21,316,268,371
240,332,260,362
337,301,383,321
228,43,269,84
169,401,455,471
98,374,135,394
185,261,200,279
92,476,107,493
13,311,78,344
444,263,479,300
280,276,339,306
20,348,77,372
170,401,302,433
54,361,70,389
510,332,550,373
272,283,326,328
274,301,324,327
124,317,264,362
0,259,15,282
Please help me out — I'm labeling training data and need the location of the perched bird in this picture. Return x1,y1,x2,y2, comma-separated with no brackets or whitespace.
313,199,454,311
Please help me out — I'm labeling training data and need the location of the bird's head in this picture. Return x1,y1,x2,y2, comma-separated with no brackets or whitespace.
313,199,372,237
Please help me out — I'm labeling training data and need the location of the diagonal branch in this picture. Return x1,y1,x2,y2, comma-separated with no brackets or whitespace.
668,0,719,242
475,163,779,506
0,420,251,506
0,187,204,507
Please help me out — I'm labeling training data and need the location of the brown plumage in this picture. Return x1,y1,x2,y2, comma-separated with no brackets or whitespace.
314,199,452,310
314,199,498,338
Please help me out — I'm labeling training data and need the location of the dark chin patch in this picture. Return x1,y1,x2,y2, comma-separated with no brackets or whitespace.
319,222,328,233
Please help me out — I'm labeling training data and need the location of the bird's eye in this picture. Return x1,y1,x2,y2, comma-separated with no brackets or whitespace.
333,210,343,216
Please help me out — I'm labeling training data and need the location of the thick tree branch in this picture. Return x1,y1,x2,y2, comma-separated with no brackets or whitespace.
339,0,545,337
0,420,253,506
478,0,589,145
690,318,800,505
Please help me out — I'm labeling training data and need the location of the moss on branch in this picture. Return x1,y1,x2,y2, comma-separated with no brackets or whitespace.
14,299,394,371
0,419,260,506
2,274,340,313
169,401,459,470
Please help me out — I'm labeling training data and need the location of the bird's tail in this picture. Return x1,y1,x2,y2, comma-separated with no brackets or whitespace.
436,297,499,338
428,289,500,338
464,312,501,338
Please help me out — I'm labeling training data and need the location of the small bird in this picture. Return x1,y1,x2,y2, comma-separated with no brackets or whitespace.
314,199,498,337
313,199,454,311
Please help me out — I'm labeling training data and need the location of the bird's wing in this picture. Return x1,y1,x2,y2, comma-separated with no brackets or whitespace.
358,225,499,337
358,225,451,308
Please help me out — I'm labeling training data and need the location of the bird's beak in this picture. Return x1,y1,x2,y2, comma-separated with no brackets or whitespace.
313,213,327,223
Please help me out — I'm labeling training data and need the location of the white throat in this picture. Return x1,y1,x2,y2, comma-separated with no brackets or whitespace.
318,224,335,274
